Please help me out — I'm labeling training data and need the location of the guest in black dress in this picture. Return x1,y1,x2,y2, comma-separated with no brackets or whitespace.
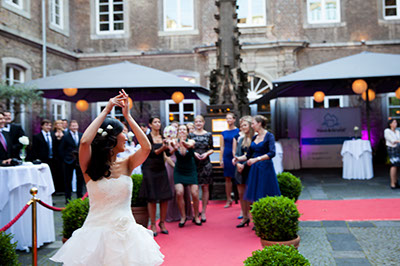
52,120,65,193
189,115,213,222
139,117,173,236
232,116,254,228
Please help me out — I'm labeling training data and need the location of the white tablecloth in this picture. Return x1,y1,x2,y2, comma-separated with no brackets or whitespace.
273,141,284,174
341,139,374,180
279,138,301,170
0,163,55,250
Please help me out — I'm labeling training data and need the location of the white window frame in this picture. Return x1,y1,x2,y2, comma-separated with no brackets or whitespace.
50,0,64,29
95,0,125,35
237,0,266,27
51,100,67,121
309,95,344,108
163,0,194,31
5,0,23,9
96,102,124,119
165,99,197,125
387,93,400,119
5,64,25,85
383,0,400,20
307,0,341,24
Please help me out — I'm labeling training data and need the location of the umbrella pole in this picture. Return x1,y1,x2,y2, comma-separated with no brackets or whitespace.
366,89,371,141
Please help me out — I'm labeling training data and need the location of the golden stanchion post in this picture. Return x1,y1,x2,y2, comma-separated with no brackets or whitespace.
29,187,39,266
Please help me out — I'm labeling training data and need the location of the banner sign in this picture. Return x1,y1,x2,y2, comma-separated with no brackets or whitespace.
300,107,361,168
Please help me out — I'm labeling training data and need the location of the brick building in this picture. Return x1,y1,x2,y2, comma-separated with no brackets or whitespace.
1,0,400,144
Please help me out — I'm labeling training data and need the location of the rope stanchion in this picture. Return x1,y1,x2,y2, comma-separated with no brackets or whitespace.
0,204,30,232
81,192,89,200
38,200,65,212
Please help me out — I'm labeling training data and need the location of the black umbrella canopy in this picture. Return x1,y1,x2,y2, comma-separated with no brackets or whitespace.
252,52,400,104
24,61,209,102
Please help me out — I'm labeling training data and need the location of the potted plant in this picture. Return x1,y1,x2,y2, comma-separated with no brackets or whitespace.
0,231,20,266
244,244,310,266
61,198,90,243
131,174,149,228
251,196,301,248
277,172,303,202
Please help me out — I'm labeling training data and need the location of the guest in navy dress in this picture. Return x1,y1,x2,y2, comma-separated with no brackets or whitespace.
220,113,240,208
235,115,280,202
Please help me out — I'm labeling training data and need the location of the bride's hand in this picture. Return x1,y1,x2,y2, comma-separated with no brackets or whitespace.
120,90,130,117
106,93,125,112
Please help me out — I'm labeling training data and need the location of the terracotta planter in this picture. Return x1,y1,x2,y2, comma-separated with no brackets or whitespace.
260,235,301,249
62,237,68,244
131,206,149,228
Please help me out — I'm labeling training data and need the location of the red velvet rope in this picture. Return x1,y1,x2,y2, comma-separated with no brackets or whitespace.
38,200,65,212
81,192,88,200
0,204,30,232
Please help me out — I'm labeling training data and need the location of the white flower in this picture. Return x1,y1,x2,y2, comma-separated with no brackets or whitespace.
19,136,29,145
101,131,108,137
97,128,104,134
106,125,113,130
127,131,134,138
354,126,359,131
115,217,130,231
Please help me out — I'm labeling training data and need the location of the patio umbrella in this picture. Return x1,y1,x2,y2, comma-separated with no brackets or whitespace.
24,61,209,102
251,52,400,140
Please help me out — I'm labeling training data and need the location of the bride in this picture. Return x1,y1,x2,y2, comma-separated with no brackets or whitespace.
50,90,164,265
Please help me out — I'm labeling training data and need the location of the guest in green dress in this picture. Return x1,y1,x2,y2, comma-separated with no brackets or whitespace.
172,124,202,227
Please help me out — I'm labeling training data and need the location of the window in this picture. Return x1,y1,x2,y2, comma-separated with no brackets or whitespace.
237,0,266,26
50,0,63,29
97,102,123,120
5,64,25,85
165,99,196,125
5,0,22,9
51,100,67,121
307,0,340,24
310,95,343,108
387,93,400,120
383,0,400,19
164,0,194,31
96,0,124,34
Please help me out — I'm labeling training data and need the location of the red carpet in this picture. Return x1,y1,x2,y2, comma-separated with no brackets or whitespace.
154,199,400,265
297,198,400,221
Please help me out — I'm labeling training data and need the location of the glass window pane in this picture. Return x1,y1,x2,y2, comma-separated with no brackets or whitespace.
389,108,400,116
169,103,179,112
328,98,340,108
309,0,322,22
180,0,193,28
114,4,123,11
100,14,109,22
385,8,397,16
389,97,400,106
252,0,265,25
325,1,337,20
237,0,248,24
13,68,21,81
313,100,324,108
183,103,194,112
385,0,397,6
184,113,194,122
99,5,109,12
99,0,108,3
114,13,123,21
257,103,271,112
114,22,123,30
114,106,123,116
100,24,109,31
169,113,180,122
56,16,60,25
165,0,178,29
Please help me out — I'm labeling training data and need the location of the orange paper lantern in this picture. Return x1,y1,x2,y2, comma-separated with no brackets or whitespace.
128,97,133,109
76,100,89,112
361,89,376,101
172,91,184,104
313,91,325,103
395,87,400,99
352,79,367,94
63,88,78,97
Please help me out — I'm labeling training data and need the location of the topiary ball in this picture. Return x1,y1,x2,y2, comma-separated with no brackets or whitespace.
277,172,303,202
244,244,310,266
61,198,90,239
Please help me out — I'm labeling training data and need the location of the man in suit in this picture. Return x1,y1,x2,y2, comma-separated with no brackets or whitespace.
3,111,25,159
59,120,84,203
0,112,12,164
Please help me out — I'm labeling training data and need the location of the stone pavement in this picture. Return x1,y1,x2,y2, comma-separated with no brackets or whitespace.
16,165,400,265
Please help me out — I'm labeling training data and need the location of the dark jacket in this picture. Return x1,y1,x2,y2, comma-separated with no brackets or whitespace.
59,130,82,165
6,124,25,158
0,131,12,160
30,131,56,163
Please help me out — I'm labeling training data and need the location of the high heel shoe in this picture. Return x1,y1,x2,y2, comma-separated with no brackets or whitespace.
199,213,207,223
192,218,202,226
236,219,250,228
224,200,233,208
178,217,187,228
158,221,169,234
150,224,158,237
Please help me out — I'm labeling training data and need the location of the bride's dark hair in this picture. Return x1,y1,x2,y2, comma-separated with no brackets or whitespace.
86,118,124,181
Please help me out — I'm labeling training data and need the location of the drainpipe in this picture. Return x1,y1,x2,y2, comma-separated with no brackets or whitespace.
42,0,47,116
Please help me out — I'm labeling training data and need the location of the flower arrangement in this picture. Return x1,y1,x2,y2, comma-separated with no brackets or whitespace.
354,126,360,139
163,125,177,139
18,136,29,162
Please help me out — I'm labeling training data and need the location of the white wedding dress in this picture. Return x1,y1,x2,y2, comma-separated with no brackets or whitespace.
50,175,164,266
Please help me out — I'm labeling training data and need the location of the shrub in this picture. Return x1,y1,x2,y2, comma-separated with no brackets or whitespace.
244,244,310,266
0,231,20,266
62,198,90,239
131,174,146,207
277,172,302,202
251,196,300,241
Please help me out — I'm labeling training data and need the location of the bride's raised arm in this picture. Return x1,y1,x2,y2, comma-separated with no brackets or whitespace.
120,90,151,174
79,93,125,179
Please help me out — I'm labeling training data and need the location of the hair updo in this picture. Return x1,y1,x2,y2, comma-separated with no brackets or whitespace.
86,118,124,181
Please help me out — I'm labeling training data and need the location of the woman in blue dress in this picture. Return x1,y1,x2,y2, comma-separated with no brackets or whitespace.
235,115,281,202
220,113,240,208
